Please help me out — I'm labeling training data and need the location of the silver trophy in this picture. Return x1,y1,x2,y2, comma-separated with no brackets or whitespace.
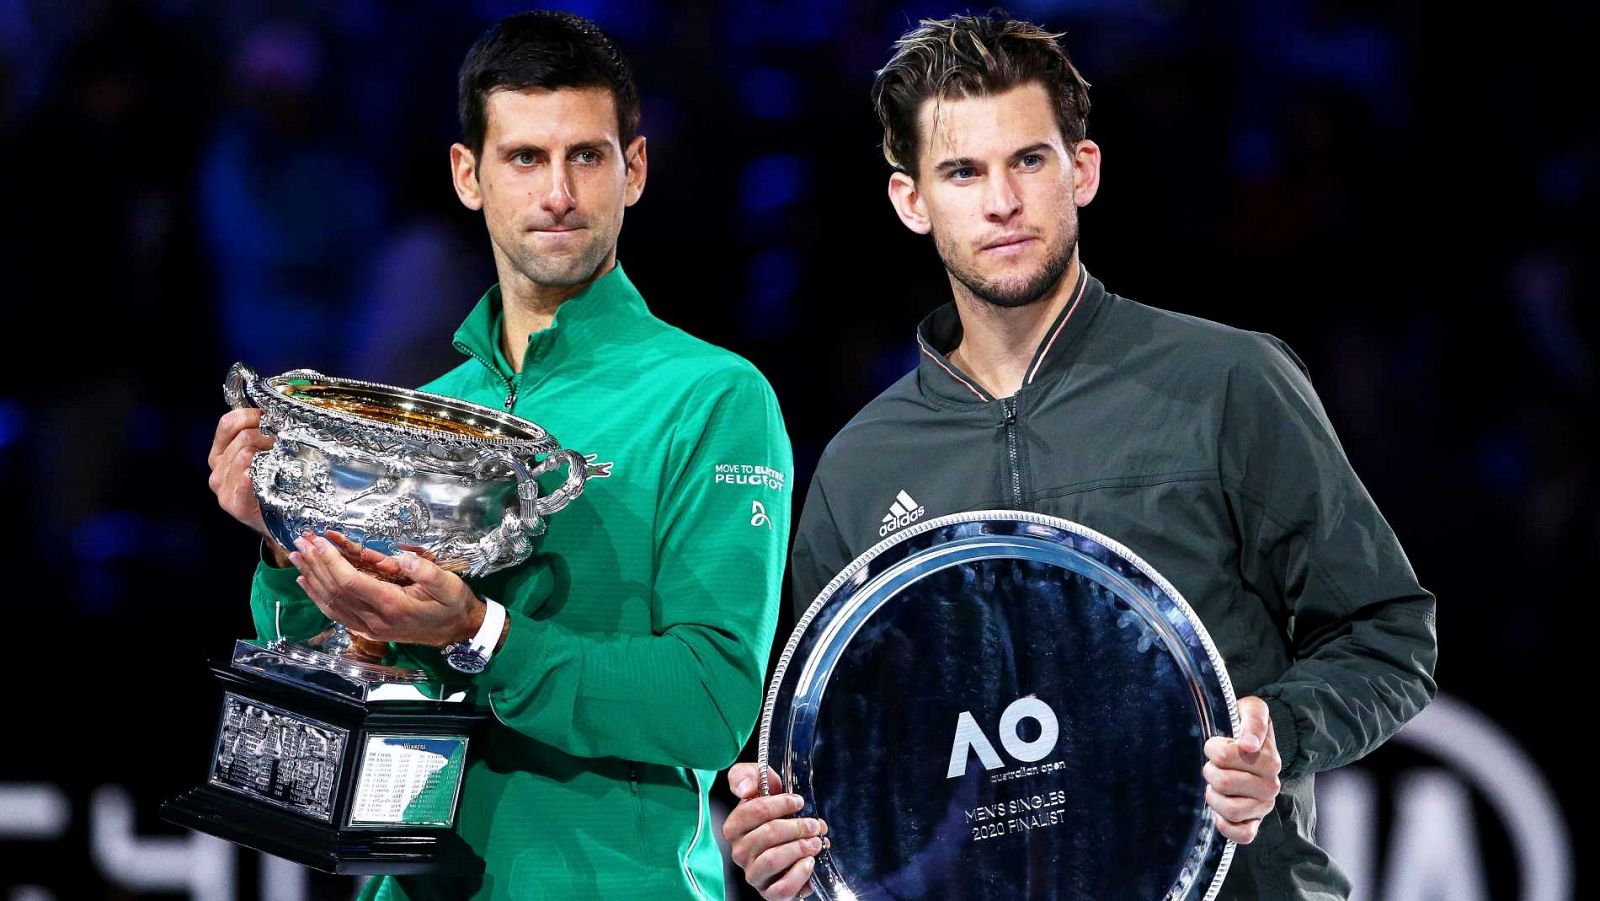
223,361,586,673
759,511,1240,900
225,361,585,578
163,363,592,875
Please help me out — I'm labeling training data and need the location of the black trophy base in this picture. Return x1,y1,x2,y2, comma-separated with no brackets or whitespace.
162,786,482,876
162,644,488,877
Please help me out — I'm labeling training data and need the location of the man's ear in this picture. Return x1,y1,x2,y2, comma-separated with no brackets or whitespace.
1070,138,1101,208
451,143,483,211
623,135,648,207
887,170,931,235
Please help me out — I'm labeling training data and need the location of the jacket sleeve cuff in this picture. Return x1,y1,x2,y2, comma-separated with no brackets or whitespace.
249,540,325,641
1261,694,1303,776
477,608,551,698
253,557,304,592
251,544,317,604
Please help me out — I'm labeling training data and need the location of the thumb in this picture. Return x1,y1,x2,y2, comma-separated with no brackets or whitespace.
727,762,785,800
1237,696,1270,754
728,762,759,799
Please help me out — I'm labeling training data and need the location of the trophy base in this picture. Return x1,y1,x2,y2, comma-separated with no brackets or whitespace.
161,787,481,876
162,642,486,876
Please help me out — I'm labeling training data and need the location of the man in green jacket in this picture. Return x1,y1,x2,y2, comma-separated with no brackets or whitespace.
206,11,792,899
723,12,1436,900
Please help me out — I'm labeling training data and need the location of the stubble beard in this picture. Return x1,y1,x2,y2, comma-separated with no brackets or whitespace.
935,216,1078,310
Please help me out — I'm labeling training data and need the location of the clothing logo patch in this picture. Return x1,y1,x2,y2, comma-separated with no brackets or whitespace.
750,500,772,529
878,489,926,537
583,453,614,478
714,463,786,491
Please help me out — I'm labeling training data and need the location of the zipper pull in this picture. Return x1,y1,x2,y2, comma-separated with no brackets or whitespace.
504,391,517,410
1003,397,1017,422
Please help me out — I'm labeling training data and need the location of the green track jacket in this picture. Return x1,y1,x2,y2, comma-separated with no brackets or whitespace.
249,263,793,899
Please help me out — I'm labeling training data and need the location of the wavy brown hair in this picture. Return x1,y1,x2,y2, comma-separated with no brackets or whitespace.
871,11,1091,176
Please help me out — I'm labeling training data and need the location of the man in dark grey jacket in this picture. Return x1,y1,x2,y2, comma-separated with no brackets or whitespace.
724,12,1437,900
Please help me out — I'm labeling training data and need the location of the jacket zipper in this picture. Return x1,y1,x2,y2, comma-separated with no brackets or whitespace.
504,337,538,409
503,355,522,410
455,343,518,410
1002,397,1023,507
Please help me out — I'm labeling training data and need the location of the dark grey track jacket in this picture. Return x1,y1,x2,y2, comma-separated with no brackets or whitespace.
790,266,1438,900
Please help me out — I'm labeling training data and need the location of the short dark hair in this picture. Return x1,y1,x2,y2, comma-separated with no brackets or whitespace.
871,11,1091,177
457,10,640,157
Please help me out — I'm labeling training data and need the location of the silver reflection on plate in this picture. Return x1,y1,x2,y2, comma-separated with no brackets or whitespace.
759,511,1240,901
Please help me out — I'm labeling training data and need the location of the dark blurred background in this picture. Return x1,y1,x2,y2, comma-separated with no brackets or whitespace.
1,1,1592,899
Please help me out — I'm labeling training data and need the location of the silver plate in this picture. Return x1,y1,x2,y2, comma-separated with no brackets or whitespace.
759,511,1239,900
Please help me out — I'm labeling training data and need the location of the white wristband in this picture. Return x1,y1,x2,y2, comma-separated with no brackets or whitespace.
470,598,507,660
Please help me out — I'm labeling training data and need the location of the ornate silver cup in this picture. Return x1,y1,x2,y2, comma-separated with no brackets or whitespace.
226,362,586,578
224,362,588,673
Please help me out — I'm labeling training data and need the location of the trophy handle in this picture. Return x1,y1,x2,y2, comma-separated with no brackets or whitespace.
485,448,587,526
461,449,584,577
224,364,325,412
529,449,587,517
224,362,260,410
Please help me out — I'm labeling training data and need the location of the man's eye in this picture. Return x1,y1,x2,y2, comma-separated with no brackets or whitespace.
574,150,602,164
952,167,976,180
1020,154,1044,168
513,152,535,166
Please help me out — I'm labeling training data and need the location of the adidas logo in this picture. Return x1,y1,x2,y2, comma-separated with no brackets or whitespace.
878,489,927,536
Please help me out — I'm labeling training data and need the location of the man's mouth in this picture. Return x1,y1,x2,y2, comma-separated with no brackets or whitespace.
982,234,1038,253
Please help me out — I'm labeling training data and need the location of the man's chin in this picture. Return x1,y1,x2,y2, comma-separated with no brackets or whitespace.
518,251,607,288
959,241,1075,309
968,271,1055,309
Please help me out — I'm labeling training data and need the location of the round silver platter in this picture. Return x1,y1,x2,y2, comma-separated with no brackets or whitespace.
759,511,1240,901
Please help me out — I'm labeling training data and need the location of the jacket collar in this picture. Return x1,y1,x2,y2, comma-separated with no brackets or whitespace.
916,265,1106,404
452,261,648,378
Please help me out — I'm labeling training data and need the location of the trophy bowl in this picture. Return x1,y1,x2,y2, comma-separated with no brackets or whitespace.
225,362,587,580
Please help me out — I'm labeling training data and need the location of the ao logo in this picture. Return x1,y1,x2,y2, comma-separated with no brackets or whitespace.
946,696,1060,779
